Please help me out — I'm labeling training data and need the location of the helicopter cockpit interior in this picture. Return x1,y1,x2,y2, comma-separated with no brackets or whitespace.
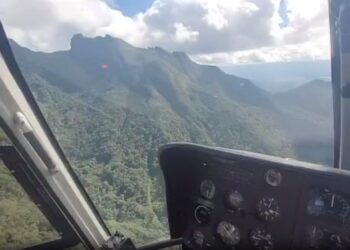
0,0,350,250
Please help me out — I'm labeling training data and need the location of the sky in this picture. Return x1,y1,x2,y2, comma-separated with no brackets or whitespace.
0,0,330,65
106,0,156,16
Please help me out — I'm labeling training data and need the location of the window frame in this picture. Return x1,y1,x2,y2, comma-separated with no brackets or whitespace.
0,22,111,249
0,145,80,250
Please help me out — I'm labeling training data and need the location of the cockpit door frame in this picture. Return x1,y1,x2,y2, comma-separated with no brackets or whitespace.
0,145,81,250
0,22,111,249
330,0,350,169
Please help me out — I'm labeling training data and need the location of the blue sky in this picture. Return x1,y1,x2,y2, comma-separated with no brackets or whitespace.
110,0,155,16
278,0,289,28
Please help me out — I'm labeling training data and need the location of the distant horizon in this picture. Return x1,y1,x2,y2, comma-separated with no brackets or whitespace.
221,59,331,92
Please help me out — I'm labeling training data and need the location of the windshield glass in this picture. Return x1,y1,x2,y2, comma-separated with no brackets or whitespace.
1,0,332,245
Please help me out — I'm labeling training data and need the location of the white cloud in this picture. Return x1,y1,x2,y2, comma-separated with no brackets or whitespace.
173,22,199,43
0,0,143,52
0,0,330,64
140,0,275,54
271,0,329,45
201,0,259,30
191,0,330,64
191,37,330,65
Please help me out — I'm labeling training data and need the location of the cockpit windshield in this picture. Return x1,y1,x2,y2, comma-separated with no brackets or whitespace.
0,0,332,247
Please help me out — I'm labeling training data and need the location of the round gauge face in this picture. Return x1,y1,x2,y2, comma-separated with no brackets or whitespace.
250,228,274,250
307,197,325,216
216,221,240,247
194,205,211,225
329,234,344,249
256,197,281,222
265,169,282,187
304,225,350,249
226,190,243,209
320,192,350,221
200,180,215,200
192,230,205,247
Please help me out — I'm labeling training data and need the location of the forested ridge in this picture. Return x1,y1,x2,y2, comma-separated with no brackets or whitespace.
0,35,333,249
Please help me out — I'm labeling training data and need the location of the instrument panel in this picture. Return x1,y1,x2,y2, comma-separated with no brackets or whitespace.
159,143,350,250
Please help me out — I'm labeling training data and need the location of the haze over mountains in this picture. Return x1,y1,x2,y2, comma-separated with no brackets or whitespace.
221,60,331,92
7,35,333,243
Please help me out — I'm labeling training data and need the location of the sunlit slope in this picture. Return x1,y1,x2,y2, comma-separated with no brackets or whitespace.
273,79,333,165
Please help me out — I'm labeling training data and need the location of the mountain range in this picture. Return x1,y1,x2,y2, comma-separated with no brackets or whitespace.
4,35,334,244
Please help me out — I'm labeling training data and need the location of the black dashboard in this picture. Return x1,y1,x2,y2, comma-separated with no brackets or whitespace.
159,143,350,250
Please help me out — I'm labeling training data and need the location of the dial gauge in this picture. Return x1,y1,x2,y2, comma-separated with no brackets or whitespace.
250,228,274,250
320,192,350,221
304,226,350,250
257,197,281,222
329,234,343,249
194,205,211,225
265,169,282,187
200,180,215,200
226,190,243,210
307,197,325,216
192,230,205,247
216,221,240,247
